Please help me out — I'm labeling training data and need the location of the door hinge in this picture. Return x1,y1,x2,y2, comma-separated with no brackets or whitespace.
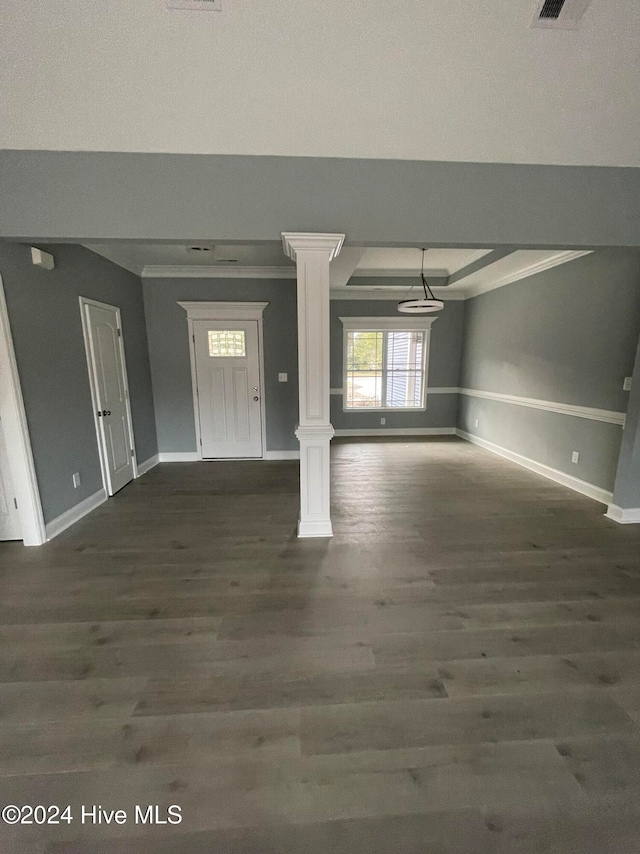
13,498,18,510
131,449,135,457
192,334,195,343
117,328,122,337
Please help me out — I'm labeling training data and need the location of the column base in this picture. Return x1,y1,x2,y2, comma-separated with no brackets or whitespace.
298,519,334,538
295,423,334,539
606,504,640,524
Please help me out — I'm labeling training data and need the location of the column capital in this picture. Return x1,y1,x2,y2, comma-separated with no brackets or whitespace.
281,233,345,262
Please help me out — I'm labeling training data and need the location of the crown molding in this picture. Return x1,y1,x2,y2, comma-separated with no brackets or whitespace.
140,251,591,291
281,233,345,261
142,265,296,279
464,251,593,298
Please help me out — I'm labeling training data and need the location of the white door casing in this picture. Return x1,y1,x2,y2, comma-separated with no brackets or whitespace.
179,302,268,461
80,298,136,495
193,320,263,459
0,415,22,540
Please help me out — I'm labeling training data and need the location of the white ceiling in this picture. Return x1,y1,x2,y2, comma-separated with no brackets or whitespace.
2,1,639,166
86,243,490,277
85,243,294,273
357,249,493,277
84,242,592,297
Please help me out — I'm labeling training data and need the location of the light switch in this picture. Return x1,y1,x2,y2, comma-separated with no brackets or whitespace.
278,373,288,382
624,377,632,391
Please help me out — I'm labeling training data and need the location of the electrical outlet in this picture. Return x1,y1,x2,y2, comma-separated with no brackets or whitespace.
380,417,386,425
571,451,580,464
624,377,632,392
474,419,479,428
72,472,81,488
278,373,288,383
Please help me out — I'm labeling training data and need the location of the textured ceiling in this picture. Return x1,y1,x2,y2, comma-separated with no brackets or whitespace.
2,0,639,166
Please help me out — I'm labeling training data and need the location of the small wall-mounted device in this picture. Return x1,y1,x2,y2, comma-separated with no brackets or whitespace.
624,377,633,392
31,247,55,270
571,451,580,464
278,373,288,383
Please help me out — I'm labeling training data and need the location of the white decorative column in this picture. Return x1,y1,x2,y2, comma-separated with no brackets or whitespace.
282,232,345,537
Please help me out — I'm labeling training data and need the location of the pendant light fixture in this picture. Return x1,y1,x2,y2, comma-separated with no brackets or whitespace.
397,249,445,314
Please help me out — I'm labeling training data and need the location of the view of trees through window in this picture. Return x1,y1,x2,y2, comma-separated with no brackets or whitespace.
345,330,424,408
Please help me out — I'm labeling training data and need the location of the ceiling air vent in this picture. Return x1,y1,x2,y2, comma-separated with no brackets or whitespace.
167,0,222,12
531,0,591,29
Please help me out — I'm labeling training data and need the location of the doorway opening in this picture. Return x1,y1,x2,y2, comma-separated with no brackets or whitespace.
0,274,46,545
179,301,268,460
80,297,138,496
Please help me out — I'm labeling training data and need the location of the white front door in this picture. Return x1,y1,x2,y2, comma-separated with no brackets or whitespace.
193,320,263,459
82,301,135,494
0,415,21,540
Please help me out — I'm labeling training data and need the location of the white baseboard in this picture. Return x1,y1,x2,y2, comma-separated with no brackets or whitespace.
137,454,159,476
264,451,300,460
158,452,200,462
45,488,108,540
298,519,334,538
159,451,300,462
456,429,613,506
334,427,456,437
605,504,640,524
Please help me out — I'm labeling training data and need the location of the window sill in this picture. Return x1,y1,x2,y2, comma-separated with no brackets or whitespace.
343,406,428,413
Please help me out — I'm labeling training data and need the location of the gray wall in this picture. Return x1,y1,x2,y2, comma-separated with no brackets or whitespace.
0,243,157,524
458,250,640,493
612,333,640,509
143,278,299,453
331,300,464,431
2,151,640,248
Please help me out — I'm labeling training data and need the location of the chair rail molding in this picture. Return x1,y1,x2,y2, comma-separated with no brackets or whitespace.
459,388,625,426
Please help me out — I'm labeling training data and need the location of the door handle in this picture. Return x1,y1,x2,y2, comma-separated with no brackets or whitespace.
253,396,259,401
100,410,111,416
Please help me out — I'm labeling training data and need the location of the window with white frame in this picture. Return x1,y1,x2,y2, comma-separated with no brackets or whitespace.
340,317,435,410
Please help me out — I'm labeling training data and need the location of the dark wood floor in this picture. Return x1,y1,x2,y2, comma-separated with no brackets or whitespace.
2,436,640,852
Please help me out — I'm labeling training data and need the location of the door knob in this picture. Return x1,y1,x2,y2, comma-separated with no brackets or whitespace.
253,396,259,401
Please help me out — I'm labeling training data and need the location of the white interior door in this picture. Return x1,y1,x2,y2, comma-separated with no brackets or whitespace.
193,320,263,459
0,415,21,540
83,301,135,494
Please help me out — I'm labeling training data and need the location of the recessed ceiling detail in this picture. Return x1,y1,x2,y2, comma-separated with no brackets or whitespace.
84,242,593,300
